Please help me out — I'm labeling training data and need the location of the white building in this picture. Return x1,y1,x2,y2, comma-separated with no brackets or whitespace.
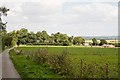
102,44,115,48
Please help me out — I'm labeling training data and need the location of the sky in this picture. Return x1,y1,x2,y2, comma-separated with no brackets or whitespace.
0,0,119,36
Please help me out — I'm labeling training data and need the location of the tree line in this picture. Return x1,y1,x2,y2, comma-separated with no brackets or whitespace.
3,28,111,48
4,28,86,47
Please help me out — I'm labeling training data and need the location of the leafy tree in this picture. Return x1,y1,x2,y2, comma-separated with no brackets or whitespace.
18,28,28,44
1,30,18,47
92,38,98,46
53,32,61,43
10,30,18,46
49,36,54,44
60,34,69,43
99,39,107,46
4,35,12,47
73,36,85,45
0,7,9,31
11,38,17,47
68,36,74,43
41,30,49,43
52,32,69,45
27,32,37,43
0,7,9,50
36,31,43,43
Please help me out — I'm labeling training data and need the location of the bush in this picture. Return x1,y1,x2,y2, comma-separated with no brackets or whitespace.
33,48,48,64
47,49,73,76
115,43,120,47
33,48,73,76
13,48,22,55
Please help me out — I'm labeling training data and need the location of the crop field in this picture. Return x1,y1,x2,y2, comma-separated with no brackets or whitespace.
10,46,118,78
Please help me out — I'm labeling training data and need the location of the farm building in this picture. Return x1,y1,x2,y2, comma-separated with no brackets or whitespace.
106,40,120,44
85,40,100,44
85,40,120,44
102,44,115,48
84,43,90,46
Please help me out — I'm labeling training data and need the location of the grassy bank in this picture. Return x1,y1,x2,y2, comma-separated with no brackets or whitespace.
10,47,118,78
10,49,62,78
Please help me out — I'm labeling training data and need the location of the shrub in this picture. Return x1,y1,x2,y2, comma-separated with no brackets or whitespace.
115,43,120,47
13,48,22,55
47,49,73,76
33,48,48,64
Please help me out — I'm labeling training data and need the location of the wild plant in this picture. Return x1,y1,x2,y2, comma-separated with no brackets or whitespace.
13,47,22,55
33,48,48,64
47,49,73,76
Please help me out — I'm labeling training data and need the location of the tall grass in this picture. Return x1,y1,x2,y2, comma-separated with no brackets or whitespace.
33,48,48,64
13,47,118,78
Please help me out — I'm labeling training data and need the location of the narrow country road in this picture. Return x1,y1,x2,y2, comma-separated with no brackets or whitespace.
0,53,2,79
0,48,21,79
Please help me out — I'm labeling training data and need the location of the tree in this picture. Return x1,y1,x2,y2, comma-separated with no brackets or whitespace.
68,36,74,43
52,32,69,45
0,7,9,31
60,34,69,43
9,30,18,46
92,38,98,46
4,35,12,47
41,30,49,43
11,38,17,47
27,32,37,43
99,39,107,46
18,28,28,44
52,32,61,43
49,36,54,44
36,31,43,43
0,7,9,50
73,36,85,45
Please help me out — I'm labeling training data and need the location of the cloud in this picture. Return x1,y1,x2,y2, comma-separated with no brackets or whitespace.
64,2,118,22
0,1,118,36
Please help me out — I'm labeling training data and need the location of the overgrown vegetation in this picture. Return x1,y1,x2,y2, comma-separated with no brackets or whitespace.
10,48,62,78
10,47,118,78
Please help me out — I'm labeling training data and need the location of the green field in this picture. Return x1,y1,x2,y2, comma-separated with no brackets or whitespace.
10,46,118,78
